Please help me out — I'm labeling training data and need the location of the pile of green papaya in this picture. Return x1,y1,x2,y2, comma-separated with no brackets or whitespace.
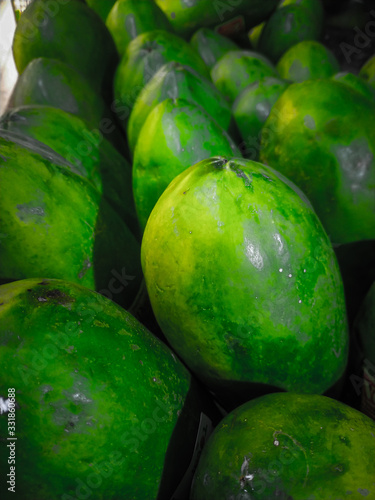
0,0,374,499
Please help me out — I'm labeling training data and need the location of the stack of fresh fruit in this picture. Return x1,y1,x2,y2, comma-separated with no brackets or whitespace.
0,0,374,499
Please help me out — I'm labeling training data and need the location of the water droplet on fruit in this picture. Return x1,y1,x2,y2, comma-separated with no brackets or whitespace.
244,239,263,270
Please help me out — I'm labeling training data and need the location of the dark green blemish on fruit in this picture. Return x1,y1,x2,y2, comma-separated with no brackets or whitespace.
0,330,14,345
28,286,75,306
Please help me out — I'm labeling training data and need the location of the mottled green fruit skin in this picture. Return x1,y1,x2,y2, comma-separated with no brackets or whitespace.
258,2,324,63
277,40,340,82
190,393,375,500
12,0,118,94
154,0,279,38
113,30,210,120
360,55,375,89
127,61,233,154
259,79,375,244
211,50,278,103
0,278,202,499
232,77,289,152
0,130,141,309
332,71,375,101
133,99,241,231
106,0,173,57
10,58,112,136
0,105,139,239
142,156,349,405
190,27,239,69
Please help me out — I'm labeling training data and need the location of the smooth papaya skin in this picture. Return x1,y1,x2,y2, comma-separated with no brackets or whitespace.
257,1,324,63
190,27,239,69
132,98,241,230
0,105,139,239
211,50,278,103
0,278,205,499
113,30,210,121
106,0,173,57
190,393,375,500
12,0,118,95
259,79,375,245
127,61,233,154
276,40,340,82
141,156,349,407
0,130,142,309
232,76,289,150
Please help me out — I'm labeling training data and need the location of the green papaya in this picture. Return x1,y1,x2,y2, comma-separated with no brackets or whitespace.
276,40,340,82
232,76,289,154
141,156,349,409
259,79,375,244
9,57,125,154
127,61,234,154
132,98,241,230
0,129,141,309
191,393,375,499
190,27,239,69
12,0,118,95
0,278,218,499
0,105,139,239
211,50,278,103
257,0,324,63
113,30,210,122
106,0,173,57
